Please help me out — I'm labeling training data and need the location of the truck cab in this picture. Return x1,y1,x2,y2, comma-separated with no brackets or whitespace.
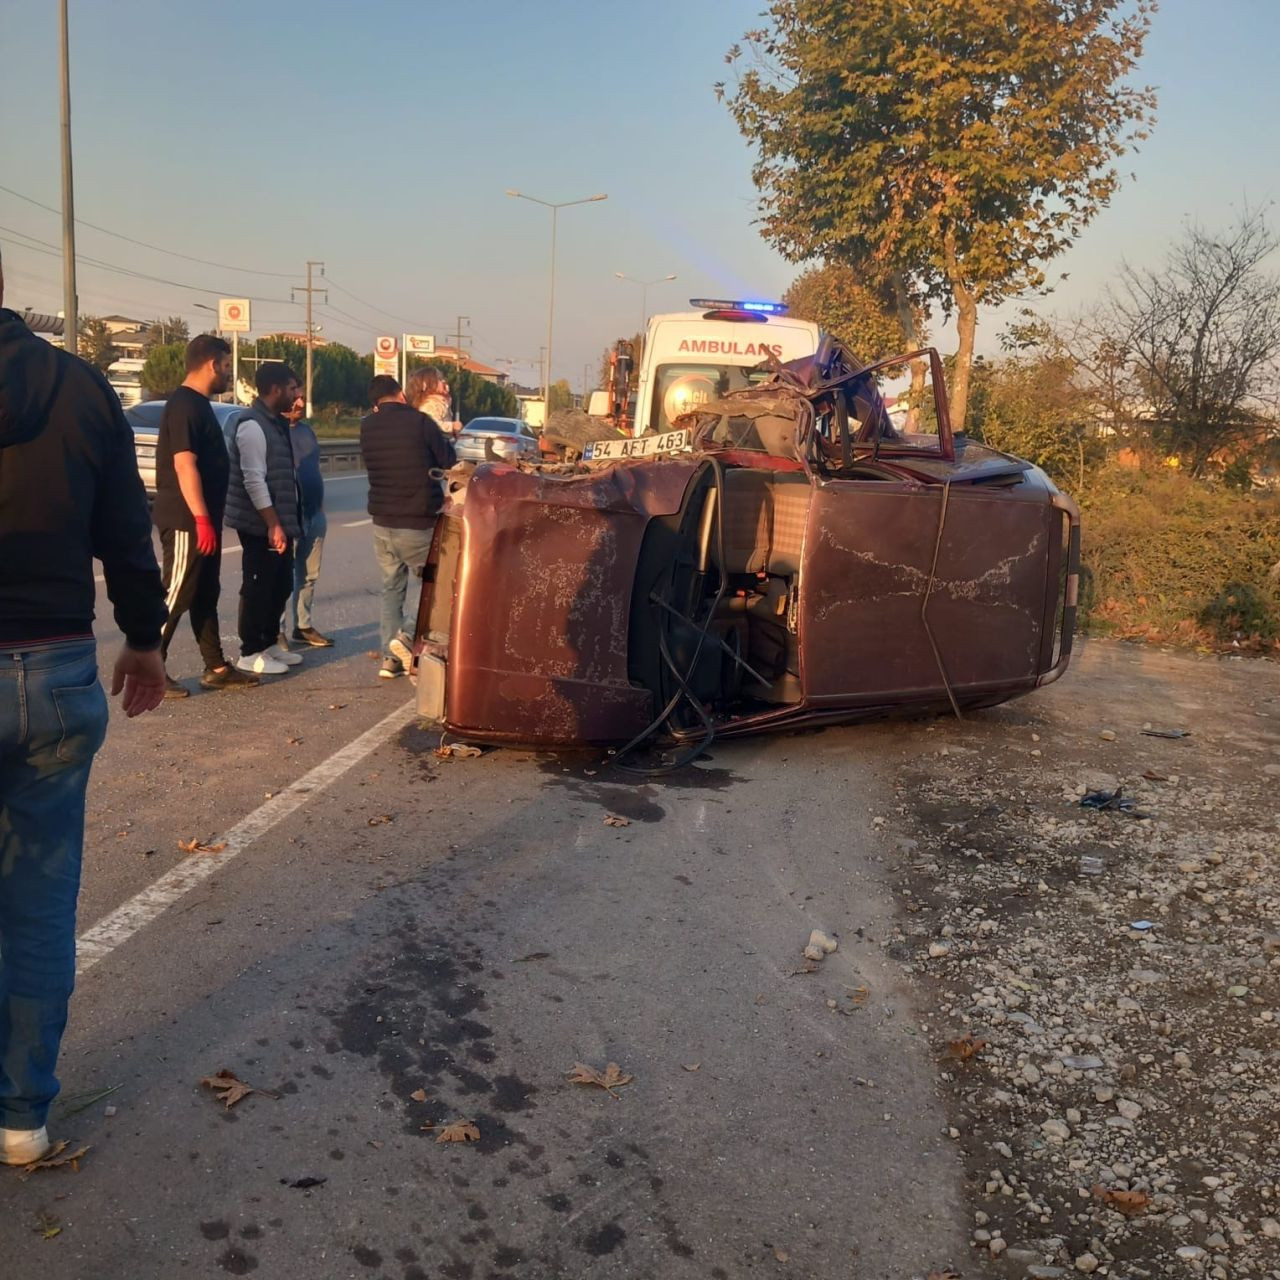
631,299,820,437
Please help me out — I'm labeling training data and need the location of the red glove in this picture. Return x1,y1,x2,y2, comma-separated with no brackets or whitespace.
194,515,219,557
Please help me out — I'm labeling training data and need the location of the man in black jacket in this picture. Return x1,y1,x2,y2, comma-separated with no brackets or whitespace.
0,249,167,1165
360,375,456,678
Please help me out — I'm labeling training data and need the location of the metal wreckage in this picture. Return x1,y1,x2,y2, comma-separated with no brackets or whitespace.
410,338,1080,765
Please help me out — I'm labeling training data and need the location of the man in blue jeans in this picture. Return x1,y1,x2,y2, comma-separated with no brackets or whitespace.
283,391,332,648
0,251,167,1164
359,375,456,678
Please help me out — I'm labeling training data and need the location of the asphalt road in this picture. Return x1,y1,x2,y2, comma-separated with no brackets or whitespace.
1,474,967,1279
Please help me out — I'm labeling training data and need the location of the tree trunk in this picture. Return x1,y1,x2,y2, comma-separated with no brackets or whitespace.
891,272,926,430
950,288,979,434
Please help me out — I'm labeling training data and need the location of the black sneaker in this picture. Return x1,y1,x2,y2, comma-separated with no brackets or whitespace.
201,664,261,690
292,627,334,648
163,674,190,699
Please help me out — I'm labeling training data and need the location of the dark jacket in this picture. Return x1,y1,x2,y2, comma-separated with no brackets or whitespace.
361,401,456,529
0,308,165,648
224,399,302,539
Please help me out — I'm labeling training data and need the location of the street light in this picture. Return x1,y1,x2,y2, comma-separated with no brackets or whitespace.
614,272,676,333
506,189,607,413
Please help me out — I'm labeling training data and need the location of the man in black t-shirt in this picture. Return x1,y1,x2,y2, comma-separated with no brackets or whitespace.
154,335,258,695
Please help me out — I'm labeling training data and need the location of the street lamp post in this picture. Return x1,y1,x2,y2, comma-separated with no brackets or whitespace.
506,189,607,413
58,0,78,355
614,272,676,334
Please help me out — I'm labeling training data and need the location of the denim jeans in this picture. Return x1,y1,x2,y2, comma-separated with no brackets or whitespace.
372,524,435,655
0,638,108,1130
289,510,327,633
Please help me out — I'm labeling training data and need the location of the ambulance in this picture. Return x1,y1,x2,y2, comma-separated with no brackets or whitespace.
631,299,820,437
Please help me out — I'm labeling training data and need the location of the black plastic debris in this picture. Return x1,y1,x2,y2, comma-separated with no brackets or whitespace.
1080,787,1150,819
1140,728,1191,739
283,1176,327,1189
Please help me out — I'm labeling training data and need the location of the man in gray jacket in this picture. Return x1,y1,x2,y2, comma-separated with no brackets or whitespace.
225,363,304,676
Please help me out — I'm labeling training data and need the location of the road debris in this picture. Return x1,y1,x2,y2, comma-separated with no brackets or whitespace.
177,837,227,854
436,1120,480,1144
434,742,482,760
567,1061,634,1098
1078,787,1148,818
602,814,630,827
1140,727,1191,739
199,1069,278,1109
283,1176,327,1189
32,1211,61,1239
20,1141,90,1175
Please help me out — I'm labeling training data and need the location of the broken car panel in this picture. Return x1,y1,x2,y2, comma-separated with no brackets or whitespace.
411,340,1080,752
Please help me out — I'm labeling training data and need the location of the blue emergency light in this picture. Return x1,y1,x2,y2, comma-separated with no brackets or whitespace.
689,298,788,315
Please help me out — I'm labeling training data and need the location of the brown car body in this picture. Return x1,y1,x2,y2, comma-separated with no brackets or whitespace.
411,343,1079,749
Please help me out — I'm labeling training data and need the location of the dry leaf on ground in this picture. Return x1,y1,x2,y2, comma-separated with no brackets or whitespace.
774,1247,789,1262
847,985,871,1006
567,1061,634,1098
32,1211,62,1239
178,837,227,854
21,1141,90,1174
199,1069,278,1109
514,951,551,963
1092,1184,1150,1216
435,743,482,760
409,1088,428,1103
682,1062,701,1072
602,814,630,827
367,814,393,827
947,1033,987,1062
436,1120,480,1144
927,1271,961,1280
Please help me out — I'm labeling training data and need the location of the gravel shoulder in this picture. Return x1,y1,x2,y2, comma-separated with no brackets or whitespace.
880,639,1280,1279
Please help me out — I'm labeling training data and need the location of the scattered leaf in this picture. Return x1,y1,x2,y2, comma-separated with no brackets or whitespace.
328,702,348,711
436,1120,480,1144
199,1069,278,1109
1141,769,1169,782
21,1140,90,1174
847,985,871,1006
927,1271,960,1280
514,951,551,963
567,1061,634,1098
602,814,630,827
435,742,482,759
786,962,818,977
367,814,393,827
285,1176,326,1189
33,1211,61,1239
368,1140,383,1149
1093,1184,1150,1216
178,837,227,854
774,1247,789,1263
286,736,303,745
409,1088,428,1103
681,1062,701,1072
947,1033,987,1062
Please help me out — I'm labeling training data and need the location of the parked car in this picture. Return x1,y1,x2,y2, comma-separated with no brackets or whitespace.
409,339,1080,757
126,399,249,498
453,416,540,464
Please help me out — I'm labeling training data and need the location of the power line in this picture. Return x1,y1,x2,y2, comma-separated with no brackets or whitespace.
323,274,443,332
0,182,295,277
0,224,291,301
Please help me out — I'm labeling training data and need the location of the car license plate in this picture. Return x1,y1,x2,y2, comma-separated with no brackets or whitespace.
583,427,692,462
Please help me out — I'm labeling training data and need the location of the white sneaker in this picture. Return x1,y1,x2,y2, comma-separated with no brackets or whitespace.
266,644,303,667
1,1125,51,1166
388,632,414,670
237,651,288,676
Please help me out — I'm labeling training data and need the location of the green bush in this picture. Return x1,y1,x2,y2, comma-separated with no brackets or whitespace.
1079,466,1280,648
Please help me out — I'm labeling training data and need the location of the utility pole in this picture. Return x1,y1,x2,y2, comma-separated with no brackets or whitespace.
446,316,470,422
58,0,78,354
291,260,326,416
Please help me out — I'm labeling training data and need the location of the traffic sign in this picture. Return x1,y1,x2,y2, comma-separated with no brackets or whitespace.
374,334,398,377
404,334,436,356
218,298,251,332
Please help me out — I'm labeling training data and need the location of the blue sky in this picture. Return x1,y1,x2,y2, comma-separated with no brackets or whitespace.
1,0,1277,388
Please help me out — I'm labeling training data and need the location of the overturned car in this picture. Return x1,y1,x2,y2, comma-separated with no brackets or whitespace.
410,340,1079,755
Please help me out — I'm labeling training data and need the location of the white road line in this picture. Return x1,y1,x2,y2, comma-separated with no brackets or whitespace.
342,518,373,527
324,471,367,483
75,698,418,976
